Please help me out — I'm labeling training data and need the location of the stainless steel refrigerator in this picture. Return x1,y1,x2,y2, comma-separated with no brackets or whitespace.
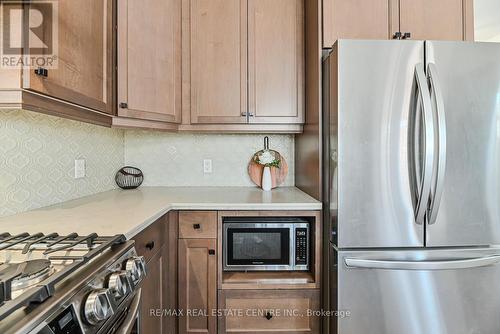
324,40,500,334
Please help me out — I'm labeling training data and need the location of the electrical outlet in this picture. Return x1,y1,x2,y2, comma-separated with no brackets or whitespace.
74,159,86,179
203,159,213,174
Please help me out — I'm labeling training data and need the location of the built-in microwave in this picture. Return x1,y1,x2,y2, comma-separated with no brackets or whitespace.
223,217,310,271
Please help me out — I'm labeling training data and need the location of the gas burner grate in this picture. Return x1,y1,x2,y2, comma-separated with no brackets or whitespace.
0,232,126,321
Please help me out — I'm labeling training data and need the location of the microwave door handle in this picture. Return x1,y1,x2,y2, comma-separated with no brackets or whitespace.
413,63,435,225
345,255,500,270
427,63,447,225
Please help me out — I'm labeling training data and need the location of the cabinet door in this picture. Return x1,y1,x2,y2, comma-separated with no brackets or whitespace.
140,250,163,334
117,0,181,123
399,0,466,40
178,239,217,333
322,0,394,48
218,289,320,333
163,211,178,334
248,0,304,124
24,0,113,114
184,0,247,124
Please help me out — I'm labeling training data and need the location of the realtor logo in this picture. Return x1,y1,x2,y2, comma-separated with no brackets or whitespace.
0,0,58,68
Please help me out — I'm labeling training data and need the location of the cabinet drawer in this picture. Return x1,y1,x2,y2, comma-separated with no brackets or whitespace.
218,289,320,333
178,211,217,239
133,216,165,263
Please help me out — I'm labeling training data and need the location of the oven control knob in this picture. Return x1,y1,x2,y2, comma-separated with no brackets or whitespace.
84,289,114,325
108,271,132,299
125,256,146,283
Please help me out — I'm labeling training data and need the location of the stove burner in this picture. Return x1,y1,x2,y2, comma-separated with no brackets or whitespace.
11,260,54,296
0,232,126,322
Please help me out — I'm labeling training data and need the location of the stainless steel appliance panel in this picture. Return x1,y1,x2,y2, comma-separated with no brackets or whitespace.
333,246,500,334
426,41,500,247
333,40,425,248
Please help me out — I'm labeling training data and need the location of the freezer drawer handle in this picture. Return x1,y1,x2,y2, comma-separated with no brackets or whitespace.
344,255,500,270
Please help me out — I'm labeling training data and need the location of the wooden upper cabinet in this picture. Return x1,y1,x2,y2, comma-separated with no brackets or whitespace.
399,0,466,41
322,0,393,48
24,0,113,114
248,0,304,124
184,0,247,124
323,0,472,47
117,0,181,123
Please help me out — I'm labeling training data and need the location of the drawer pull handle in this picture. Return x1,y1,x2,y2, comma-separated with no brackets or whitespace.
208,249,215,255
193,224,201,230
265,312,273,320
145,241,155,250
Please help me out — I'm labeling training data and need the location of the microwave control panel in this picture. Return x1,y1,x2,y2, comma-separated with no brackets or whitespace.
295,228,308,265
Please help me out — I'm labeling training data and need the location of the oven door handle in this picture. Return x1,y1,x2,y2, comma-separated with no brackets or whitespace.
115,289,141,334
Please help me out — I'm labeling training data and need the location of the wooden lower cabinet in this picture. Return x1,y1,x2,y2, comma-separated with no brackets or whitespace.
140,249,164,333
133,211,178,334
164,212,179,333
218,289,320,333
176,210,321,333
178,238,217,333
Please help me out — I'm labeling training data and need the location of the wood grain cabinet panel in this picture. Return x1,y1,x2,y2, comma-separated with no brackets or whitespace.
322,0,393,48
248,0,304,124
117,0,181,123
179,211,217,239
322,0,472,47
163,211,179,334
184,0,248,124
218,289,320,333
134,212,177,334
399,0,466,41
133,216,164,263
178,238,217,333
140,249,164,334
24,0,114,114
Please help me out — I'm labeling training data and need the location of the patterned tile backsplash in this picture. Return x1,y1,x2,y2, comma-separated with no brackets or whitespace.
124,131,294,187
0,109,295,217
0,110,124,217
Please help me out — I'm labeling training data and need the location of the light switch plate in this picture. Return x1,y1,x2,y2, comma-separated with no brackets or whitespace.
74,159,86,179
203,159,212,174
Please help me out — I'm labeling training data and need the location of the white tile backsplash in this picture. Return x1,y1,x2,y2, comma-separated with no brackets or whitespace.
0,109,295,218
0,109,124,217
124,131,294,187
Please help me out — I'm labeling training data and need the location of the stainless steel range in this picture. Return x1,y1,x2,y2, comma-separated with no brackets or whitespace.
0,232,146,334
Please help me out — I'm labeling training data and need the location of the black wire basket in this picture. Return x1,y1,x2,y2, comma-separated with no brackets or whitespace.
115,166,144,189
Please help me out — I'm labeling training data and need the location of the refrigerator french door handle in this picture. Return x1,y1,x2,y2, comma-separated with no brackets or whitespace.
427,63,447,225
344,255,500,270
413,64,435,225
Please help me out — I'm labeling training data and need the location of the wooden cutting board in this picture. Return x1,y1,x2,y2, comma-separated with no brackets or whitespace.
248,154,288,189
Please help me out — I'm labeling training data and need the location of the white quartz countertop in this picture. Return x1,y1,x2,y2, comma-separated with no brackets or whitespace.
0,187,321,239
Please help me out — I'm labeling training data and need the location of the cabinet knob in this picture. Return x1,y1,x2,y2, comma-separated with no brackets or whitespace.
392,32,402,40
402,32,411,40
34,67,48,77
145,241,155,250
265,312,273,320
193,224,201,230
119,102,128,109
208,249,215,255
